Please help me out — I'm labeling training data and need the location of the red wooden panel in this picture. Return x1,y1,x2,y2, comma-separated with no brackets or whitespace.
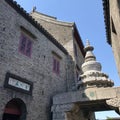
4,108,21,115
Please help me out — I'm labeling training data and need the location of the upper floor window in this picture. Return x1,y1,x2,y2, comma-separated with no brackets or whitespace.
52,51,61,75
53,57,60,74
74,44,78,57
19,33,33,57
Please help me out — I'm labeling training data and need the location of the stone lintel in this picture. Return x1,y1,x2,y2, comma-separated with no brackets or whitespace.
51,103,74,112
53,87,119,105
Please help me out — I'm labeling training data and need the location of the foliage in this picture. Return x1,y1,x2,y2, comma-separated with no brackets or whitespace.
106,116,113,120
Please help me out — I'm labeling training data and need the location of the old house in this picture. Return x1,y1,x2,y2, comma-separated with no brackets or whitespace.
0,0,84,120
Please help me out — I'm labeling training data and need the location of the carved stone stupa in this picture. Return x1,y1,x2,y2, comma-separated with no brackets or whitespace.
77,40,114,89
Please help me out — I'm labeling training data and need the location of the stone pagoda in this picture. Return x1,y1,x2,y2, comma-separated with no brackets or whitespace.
52,41,120,120
77,40,114,89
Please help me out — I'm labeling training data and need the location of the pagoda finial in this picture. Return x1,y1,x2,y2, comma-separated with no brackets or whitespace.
32,6,36,12
84,39,96,62
86,39,90,46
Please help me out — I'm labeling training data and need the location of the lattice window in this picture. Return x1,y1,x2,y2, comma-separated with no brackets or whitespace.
53,57,60,75
52,51,62,75
19,33,32,57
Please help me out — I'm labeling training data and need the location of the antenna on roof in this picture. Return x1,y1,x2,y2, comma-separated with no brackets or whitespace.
32,6,36,12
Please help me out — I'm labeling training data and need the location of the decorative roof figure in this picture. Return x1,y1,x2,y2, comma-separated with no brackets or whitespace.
32,6,36,12
77,40,114,89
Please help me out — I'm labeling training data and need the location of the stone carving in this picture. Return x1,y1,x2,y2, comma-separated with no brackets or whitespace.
52,41,117,120
106,98,120,108
51,103,74,112
77,40,114,89
51,103,79,120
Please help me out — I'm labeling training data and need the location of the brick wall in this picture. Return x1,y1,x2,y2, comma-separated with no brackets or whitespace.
31,12,84,89
0,0,74,119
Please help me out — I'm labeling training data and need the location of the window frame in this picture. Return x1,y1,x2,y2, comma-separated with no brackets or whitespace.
52,52,61,75
74,44,78,57
53,57,60,75
19,32,33,58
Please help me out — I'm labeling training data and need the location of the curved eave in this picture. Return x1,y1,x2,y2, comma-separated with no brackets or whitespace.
102,0,111,45
30,11,74,27
73,24,85,57
31,11,85,56
5,0,68,55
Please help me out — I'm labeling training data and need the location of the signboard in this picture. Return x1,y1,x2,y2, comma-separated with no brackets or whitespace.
8,78,30,91
4,72,33,95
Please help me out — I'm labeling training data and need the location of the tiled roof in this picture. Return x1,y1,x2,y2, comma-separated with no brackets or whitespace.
102,0,111,45
31,11,85,56
30,11,74,26
5,0,68,55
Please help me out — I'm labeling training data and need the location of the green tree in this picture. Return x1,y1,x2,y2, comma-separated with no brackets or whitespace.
106,116,113,120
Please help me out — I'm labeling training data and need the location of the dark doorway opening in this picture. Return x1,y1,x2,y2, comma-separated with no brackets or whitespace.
2,113,20,120
2,98,27,120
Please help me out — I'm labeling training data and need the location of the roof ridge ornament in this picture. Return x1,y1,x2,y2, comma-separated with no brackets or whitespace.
32,6,36,12
84,39,96,62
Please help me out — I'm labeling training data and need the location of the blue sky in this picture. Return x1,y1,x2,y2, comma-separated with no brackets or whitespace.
14,0,120,119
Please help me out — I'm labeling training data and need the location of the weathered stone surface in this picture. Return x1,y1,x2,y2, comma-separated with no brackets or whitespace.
0,0,85,120
52,104,74,112
0,0,79,120
31,11,84,65
53,87,120,105
106,98,120,108
31,11,85,87
78,40,114,89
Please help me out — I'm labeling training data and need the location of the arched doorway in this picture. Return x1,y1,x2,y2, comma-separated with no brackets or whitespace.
2,98,27,120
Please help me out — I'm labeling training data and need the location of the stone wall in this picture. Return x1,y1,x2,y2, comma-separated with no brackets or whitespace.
30,12,74,47
52,103,95,120
0,0,74,120
31,11,84,89
31,12,84,62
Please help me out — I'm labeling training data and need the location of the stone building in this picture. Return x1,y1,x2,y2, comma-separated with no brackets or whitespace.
1,0,119,120
103,0,120,77
30,11,85,87
0,0,85,120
